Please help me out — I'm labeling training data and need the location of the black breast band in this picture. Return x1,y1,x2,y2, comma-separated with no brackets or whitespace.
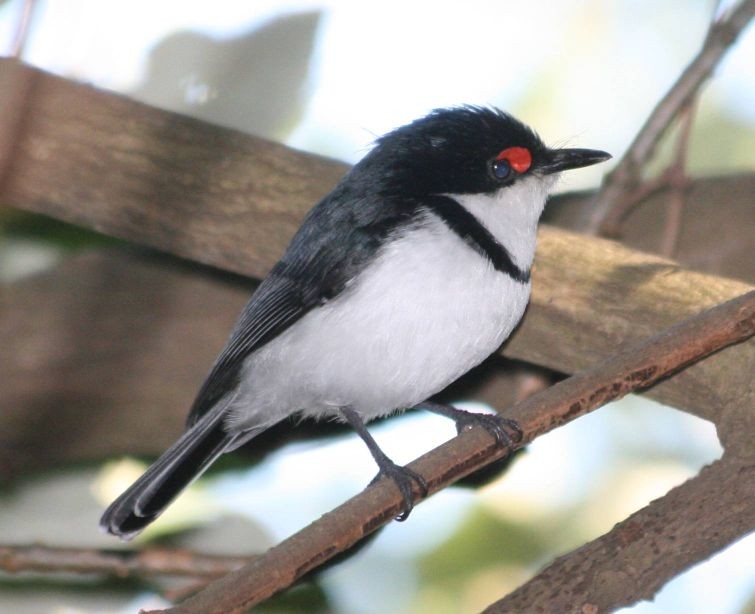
424,195,530,283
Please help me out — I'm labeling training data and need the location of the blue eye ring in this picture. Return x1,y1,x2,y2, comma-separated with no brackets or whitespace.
491,158,512,180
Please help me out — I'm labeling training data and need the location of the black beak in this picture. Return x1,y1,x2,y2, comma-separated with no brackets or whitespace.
539,148,612,175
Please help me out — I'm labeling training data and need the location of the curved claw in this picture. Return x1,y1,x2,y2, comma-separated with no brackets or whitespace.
341,406,430,522
370,460,428,521
455,411,523,447
417,401,523,449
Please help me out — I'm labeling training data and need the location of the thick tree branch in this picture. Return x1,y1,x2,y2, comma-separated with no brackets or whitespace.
484,454,754,613
149,291,754,613
0,251,252,480
0,544,249,580
544,174,755,284
0,58,347,280
589,0,755,235
1,59,752,283
502,230,754,438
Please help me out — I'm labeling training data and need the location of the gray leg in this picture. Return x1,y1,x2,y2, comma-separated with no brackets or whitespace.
341,407,428,521
415,400,523,447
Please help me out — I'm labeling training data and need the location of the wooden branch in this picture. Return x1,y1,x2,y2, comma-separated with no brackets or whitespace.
8,0,36,58
544,173,755,284
0,250,252,480
589,0,755,235
0,57,752,282
0,543,249,580
0,60,34,185
149,291,754,613
658,100,695,257
484,454,754,613
4,59,751,284
0,58,348,280
502,229,754,438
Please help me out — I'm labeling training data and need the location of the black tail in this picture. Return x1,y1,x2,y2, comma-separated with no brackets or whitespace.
100,406,234,540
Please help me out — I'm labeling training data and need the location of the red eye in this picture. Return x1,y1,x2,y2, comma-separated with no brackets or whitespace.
495,147,532,173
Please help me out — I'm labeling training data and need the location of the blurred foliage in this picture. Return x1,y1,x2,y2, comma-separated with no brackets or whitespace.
419,507,549,582
688,107,755,174
414,506,550,613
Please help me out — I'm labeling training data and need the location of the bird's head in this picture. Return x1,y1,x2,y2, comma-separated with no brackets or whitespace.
357,106,611,200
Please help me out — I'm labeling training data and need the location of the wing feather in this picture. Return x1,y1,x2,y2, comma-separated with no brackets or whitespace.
186,274,306,426
185,189,420,426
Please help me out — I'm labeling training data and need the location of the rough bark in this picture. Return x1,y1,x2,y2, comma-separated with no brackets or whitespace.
485,455,754,613
0,59,752,283
503,229,754,445
0,251,251,478
0,58,347,280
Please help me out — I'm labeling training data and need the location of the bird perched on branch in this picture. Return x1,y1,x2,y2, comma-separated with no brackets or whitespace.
101,106,610,539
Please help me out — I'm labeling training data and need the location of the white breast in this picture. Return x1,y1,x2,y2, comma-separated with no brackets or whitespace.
227,176,553,431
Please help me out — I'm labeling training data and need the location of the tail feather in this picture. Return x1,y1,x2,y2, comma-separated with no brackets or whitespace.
100,405,233,540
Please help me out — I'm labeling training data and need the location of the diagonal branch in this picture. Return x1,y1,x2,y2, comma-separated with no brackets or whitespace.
149,292,754,613
589,0,755,235
484,453,754,613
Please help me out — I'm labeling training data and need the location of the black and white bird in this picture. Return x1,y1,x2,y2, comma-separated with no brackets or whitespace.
101,106,610,539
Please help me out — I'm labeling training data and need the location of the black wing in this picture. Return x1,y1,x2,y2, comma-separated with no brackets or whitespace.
186,184,419,427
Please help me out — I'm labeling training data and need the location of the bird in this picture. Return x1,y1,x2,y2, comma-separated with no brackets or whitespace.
100,105,610,539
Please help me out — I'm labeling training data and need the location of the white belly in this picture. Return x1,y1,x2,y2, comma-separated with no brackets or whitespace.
227,215,532,431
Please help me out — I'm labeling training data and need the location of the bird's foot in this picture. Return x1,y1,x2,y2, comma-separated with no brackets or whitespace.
340,406,428,521
452,408,523,447
417,401,523,448
370,457,428,522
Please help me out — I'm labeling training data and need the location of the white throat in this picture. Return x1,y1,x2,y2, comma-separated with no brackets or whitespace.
449,174,557,271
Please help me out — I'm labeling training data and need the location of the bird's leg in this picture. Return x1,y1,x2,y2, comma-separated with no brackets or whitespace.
340,406,428,521
415,400,523,448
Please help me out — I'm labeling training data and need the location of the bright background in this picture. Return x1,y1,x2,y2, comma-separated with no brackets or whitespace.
0,0,753,612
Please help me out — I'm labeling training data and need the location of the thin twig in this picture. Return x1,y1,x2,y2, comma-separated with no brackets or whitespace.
589,0,755,235
659,101,695,256
0,544,251,580
152,291,755,613
8,0,35,58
